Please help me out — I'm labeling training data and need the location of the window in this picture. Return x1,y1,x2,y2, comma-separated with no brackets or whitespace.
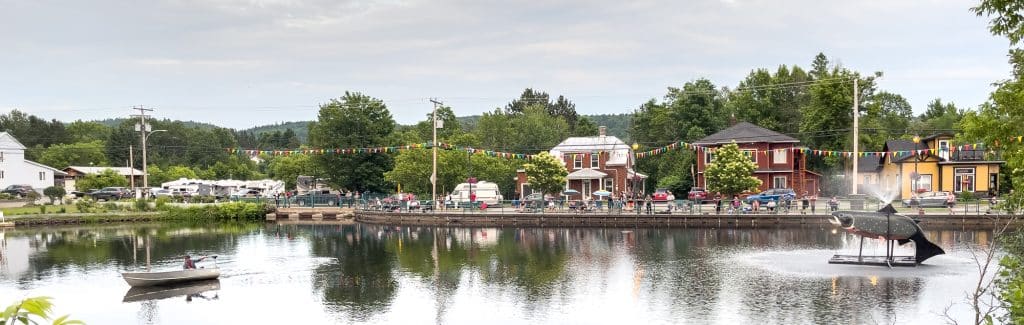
772,176,787,189
773,149,787,164
0,170,4,179
991,173,999,193
938,140,951,160
955,168,975,193
581,180,591,197
591,152,599,168
742,149,757,163
705,152,716,164
573,154,583,169
605,178,614,191
39,172,45,181
0,152,4,162
916,174,933,193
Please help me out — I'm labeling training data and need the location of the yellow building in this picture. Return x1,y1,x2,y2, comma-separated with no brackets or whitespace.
856,133,1003,200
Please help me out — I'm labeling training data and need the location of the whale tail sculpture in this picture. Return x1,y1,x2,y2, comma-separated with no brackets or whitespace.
829,204,945,264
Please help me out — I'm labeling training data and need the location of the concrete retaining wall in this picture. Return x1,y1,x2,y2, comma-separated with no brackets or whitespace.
354,211,1023,228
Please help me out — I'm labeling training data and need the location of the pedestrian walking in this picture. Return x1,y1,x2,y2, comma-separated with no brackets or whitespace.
645,194,653,214
947,192,956,215
829,196,839,212
800,192,809,214
715,195,722,215
810,194,817,214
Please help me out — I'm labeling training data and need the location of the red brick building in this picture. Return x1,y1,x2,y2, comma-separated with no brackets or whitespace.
693,122,820,196
515,127,646,200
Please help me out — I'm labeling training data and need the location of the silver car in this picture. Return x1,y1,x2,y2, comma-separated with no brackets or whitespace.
902,191,953,208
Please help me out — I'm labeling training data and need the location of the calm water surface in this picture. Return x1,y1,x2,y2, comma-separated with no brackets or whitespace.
0,222,992,324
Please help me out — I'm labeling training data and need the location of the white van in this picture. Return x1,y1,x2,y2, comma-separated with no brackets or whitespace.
449,181,503,207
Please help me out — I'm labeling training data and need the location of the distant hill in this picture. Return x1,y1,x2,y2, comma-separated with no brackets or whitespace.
241,121,311,143
92,118,221,130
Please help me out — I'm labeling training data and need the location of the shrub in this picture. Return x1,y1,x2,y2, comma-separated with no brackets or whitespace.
43,186,66,205
134,198,149,212
163,202,270,221
59,206,66,213
959,191,976,201
26,191,41,201
103,202,118,212
155,196,170,210
0,193,14,200
75,198,97,213
39,205,46,214
200,195,216,204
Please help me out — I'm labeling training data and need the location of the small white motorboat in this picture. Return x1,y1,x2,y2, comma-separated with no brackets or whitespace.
122,255,220,287
122,268,220,287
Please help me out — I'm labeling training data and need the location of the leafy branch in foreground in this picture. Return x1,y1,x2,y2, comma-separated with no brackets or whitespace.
0,296,83,325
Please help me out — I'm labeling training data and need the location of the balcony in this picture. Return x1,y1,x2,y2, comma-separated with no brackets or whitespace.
948,150,1000,162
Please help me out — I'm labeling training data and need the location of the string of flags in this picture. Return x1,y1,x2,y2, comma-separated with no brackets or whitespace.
227,142,536,160
227,135,1024,161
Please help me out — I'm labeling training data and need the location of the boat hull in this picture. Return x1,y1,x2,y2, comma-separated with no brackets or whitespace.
122,268,220,287
122,279,221,302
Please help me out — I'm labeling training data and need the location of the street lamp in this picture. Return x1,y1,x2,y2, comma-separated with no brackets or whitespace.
141,129,167,194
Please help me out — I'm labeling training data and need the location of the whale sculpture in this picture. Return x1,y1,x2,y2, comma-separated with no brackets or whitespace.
829,204,945,264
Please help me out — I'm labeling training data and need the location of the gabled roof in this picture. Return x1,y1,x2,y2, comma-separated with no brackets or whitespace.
693,122,799,145
884,140,930,163
25,160,68,176
0,132,26,150
65,166,146,176
566,168,608,180
857,155,883,172
550,136,632,165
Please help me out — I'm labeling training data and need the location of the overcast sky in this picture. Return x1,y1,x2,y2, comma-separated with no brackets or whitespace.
0,0,1010,129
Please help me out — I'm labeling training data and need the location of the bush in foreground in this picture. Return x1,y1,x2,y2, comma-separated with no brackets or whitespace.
162,202,269,221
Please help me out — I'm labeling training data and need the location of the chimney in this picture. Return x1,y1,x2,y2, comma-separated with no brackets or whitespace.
730,113,737,126
599,126,607,137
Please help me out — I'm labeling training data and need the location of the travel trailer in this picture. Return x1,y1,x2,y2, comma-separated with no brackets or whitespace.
449,181,503,207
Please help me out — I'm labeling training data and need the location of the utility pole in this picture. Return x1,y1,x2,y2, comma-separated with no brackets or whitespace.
430,98,443,210
129,145,135,192
851,78,859,195
132,106,154,195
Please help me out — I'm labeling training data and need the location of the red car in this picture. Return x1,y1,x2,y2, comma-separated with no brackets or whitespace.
687,187,708,202
652,188,671,201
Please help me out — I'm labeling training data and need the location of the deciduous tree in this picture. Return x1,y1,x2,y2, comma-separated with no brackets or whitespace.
308,92,396,192
704,143,761,198
523,152,567,196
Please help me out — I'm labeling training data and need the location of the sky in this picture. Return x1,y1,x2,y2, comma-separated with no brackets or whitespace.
0,0,1012,129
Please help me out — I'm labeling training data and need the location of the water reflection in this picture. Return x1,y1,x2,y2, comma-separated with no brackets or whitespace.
0,223,1001,324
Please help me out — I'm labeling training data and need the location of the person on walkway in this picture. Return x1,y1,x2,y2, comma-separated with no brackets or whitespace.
829,196,839,212
810,193,817,214
645,194,653,214
800,192,809,214
715,195,722,215
947,192,956,215
752,199,760,214
766,199,776,214
732,196,741,214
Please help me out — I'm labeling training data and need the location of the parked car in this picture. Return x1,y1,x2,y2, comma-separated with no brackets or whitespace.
652,188,671,201
687,187,708,202
230,189,262,200
744,188,797,204
88,187,131,201
150,188,174,198
2,184,35,198
902,191,952,208
295,190,340,207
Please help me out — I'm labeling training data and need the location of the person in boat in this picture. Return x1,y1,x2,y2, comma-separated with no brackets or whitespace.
183,255,208,270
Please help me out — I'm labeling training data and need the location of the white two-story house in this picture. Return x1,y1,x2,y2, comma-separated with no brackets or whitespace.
0,132,66,192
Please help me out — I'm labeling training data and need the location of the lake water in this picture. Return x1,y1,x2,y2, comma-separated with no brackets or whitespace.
0,222,994,324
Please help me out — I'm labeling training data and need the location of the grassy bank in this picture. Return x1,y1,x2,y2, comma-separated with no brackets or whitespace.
8,201,271,226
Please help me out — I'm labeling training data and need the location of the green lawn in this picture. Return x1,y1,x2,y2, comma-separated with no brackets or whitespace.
2,204,81,216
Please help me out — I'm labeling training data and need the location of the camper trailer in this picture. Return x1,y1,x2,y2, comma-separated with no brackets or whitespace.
449,181,503,207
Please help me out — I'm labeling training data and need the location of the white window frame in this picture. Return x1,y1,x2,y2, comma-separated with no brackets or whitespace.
917,174,933,193
573,154,583,169
742,149,757,163
705,152,716,164
938,140,951,160
590,152,599,168
772,176,787,189
604,178,614,191
773,149,787,164
955,167,975,193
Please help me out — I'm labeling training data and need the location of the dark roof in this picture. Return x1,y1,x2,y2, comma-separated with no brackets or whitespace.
884,140,929,163
921,132,954,142
857,154,883,172
694,122,799,145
